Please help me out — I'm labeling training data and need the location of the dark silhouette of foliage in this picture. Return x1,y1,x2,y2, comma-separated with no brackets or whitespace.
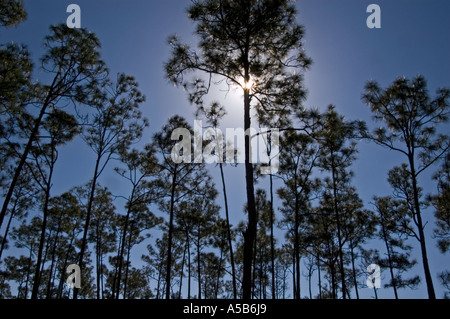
363,75,450,299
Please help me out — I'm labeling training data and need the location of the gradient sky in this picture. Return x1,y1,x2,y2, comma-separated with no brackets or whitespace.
1,0,449,299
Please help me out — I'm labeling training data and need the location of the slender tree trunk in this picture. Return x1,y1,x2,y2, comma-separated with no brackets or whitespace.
330,157,347,299
294,179,301,299
111,230,123,299
123,229,132,299
40,228,54,278
101,252,106,298
317,253,322,299
0,199,17,261
219,163,237,298
0,75,59,230
260,245,265,298
308,265,312,299
57,230,75,299
96,221,101,299
349,243,359,299
179,241,187,299
408,155,435,299
292,251,296,299
242,83,257,299
74,154,102,299
46,221,62,299
380,212,398,299
165,167,178,299
24,244,33,299
116,187,135,299
269,171,276,299
330,260,336,299
215,244,224,298
156,258,162,299
187,237,191,299
197,235,201,299
31,157,55,299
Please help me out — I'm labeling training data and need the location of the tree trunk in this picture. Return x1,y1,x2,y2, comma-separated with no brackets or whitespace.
156,258,162,299
317,253,322,299
215,244,224,298
0,65,64,230
101,249,106,299
31,156,55,299
111,230,123,299
74,154,102,299
269,171,276,299
330,259,336,299
96,220,101,299
123,229,133,298
380,211,398,299
165,167,178,299
330,156,347,299
0,199,17,261
242,85,257,299
308,264,313,299
179,241,187,299
197,235,201,299
116,186,135,299
187,236,191,299
408,155,435,299
292,251,296,299
219,163,237,298
24,243,33,298
57,229,75,299
46,220,62,299
349,243,359,299
294,177,301,299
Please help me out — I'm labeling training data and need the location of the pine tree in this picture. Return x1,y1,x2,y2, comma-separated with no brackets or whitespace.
5,217,41,298
277,131,321,299
165,0,310,298
0,24,107,233
75,185,117,299
0,43,33,182
0,164,36,262
342,190,376,299
0,0,27,27
372,196,420,298
41,192,83,299
253,189,273,299
315,105,365,299
30,110,80,299
113,146,161,299
76,72,147,299
196,102,238,298
151,116,215,299
363,75,450,298
184,192,221,299
430,152,450,254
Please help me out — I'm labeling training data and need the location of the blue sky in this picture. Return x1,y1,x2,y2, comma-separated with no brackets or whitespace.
1,0,449,298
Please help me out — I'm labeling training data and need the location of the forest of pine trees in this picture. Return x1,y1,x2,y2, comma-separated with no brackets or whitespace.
0,0,449,300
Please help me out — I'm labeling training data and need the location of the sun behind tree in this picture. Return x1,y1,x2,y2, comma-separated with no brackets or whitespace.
165,0,311,299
